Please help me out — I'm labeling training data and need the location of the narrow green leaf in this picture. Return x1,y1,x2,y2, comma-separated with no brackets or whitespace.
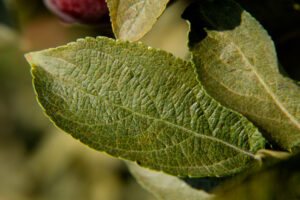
106,0,169,41
183,0,300,151
25,36,265,177
213,152,300,200
127,161,213,200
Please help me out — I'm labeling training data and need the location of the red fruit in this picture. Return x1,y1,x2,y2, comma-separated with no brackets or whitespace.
44,0,109,24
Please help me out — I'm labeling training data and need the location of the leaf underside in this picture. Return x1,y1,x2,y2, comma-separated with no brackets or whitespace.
26,36,265,177
106,0,169,41
183,0,300,151
127,161,213,200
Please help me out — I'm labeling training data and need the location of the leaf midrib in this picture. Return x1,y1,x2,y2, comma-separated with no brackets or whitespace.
109,101,255,158
224,34,300,130
35,54,256,158
119,0,147,34
197,8,299,130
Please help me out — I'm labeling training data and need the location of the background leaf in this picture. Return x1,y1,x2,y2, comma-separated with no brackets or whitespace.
106,0,169,41
234,0,300,81
183,0,300,151
26,36,265,177
127,161,213,200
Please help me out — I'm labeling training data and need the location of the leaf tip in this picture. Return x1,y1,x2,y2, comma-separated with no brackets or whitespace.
24,51,43,70
24,53,32,63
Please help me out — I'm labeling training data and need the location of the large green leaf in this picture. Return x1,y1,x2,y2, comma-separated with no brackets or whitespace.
127,161,213,200
183,0,300,151
106,0,169,41
25,36,265,177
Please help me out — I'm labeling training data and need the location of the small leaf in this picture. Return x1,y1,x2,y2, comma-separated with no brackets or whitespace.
183,0,300,151
106,0,169,41
25,36,265,177
127,161,213,200
255,149,290,162
213,152,300,200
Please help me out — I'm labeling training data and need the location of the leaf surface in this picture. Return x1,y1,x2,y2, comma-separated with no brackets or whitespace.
106,0,169,41
127,161,213,200
183,0,300,151
25,36,265,177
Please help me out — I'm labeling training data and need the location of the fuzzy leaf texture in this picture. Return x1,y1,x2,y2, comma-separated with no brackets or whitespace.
106,0,169,41
127,162,213,200
183,0,300,151
25,37,265,177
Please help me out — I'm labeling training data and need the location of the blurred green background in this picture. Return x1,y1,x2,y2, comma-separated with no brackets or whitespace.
0,0,299,200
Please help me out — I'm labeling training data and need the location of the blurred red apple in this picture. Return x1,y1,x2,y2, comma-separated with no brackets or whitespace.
44,0,109,24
